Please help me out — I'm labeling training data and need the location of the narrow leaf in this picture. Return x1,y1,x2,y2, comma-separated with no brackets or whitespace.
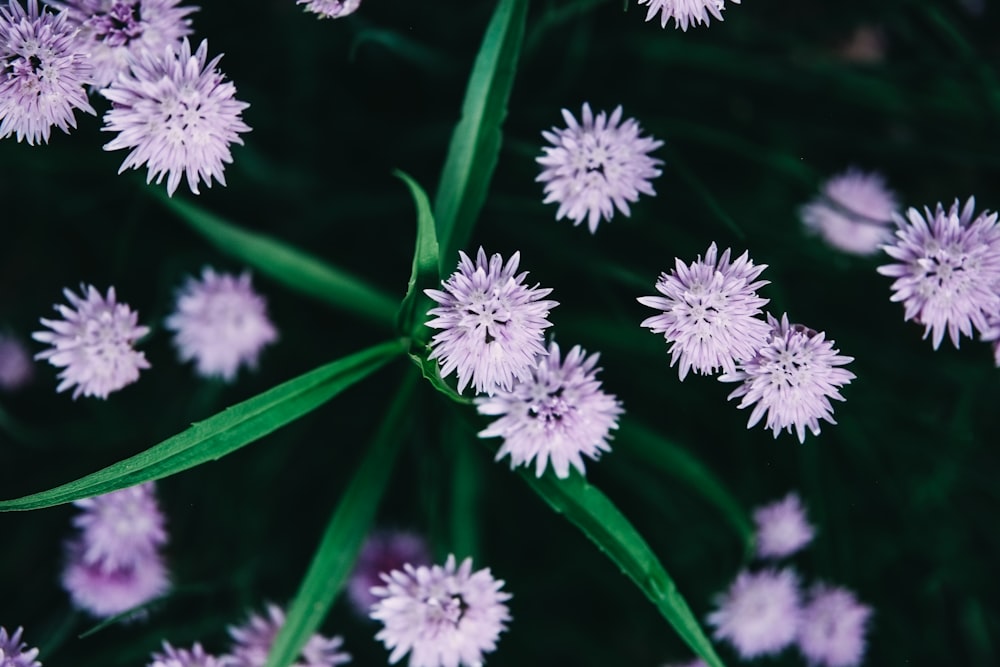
619,419,752,544
264,369,418,667
157,195,399,329
515,465,727,667
433,0,529,270
0,340,406,511
408,352,473,405
394,170,441,343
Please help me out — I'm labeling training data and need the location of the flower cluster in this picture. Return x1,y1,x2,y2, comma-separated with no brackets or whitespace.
33,285,151,400
537,102,663,233
370,554,511,667
800,168,899,256
636,0,742,31
640,244,855,442
62,482,170,618
878,197,1000,353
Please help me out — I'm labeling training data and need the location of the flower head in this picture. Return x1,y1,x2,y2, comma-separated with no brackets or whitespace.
0,334,34,391
347,530,431,618
477,341,623,479
800,168,899,256
707,568,802,659
72,482,167,571
638,243,771,380
753,492,815,560
149,642,220,667
62,542,170,617
100,38,251,196
48,0,197,88
370,554,511,667
165,268,278,382
0,627,41,667
296,0,360,19
636,0,741,31
33,284,150,400
720,314,855,443
797,584,873,667
225,604,351,667
877,197,1000,350
425,248,557,396
536,102,663,233
0,0,95,144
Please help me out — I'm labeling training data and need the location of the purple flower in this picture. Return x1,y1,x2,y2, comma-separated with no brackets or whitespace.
720,314,855,443
638,243,772,381
149,642,220,667
72,482,167,571
707,568,802,659
979,312,1000,366
47,0,197,88
165,268,278,382
224,604,351,667
0,0,95,144
800,168,899,256
100,38,251,196
476,341,623,479
536,103,663,233
33,285,150,400
753,492,815,560
636,0,741,31
0,334,34,391
62,482,170,618
877,197,1000,350
370,554,511,667
296,0,360,19
425,248,557,396
0,626,41,667
347,530,431,618
797,584,873,667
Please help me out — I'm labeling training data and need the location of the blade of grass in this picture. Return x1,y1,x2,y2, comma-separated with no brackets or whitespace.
0,340,406,511
515,465,727,667
157,195,398,329
263,369,418,667
394,170,440,342
433,0,529,270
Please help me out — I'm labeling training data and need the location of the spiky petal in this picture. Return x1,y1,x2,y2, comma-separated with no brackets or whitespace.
636,0,741,31
296,0,360,19
347,530,431,618
148,641,221,667
224,604,351,667
0,626,41,667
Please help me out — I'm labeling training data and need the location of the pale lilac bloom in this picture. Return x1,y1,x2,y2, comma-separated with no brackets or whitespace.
165,268,278,382
224,604,351,667
707,568,802,659
720,314,855,443
370,554,511,667
877,197,1000,349
636,0,740,31
425,248,557,396
536,102,663,233
100,38,251,196
753,492,815,560
0,334,34,391
47,0,196,87
797,584,873,667
62,546,170,617
0,626,41,667
0,0,95,144
72,481,167,571
33,284,150,399
149,642,220,667
979,312,1000,366
800,168,899,256
638,243,771,381
296,0,360,19
347,530,431,617
476,341,623,479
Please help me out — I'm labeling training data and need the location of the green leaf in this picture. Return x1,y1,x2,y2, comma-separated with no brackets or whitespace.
618,419,753,545
264,369,418,667
394,170,441,343
0,340,406,511
157,194,399,329
514,464,727,667
408,352,474,405
433,0,529,270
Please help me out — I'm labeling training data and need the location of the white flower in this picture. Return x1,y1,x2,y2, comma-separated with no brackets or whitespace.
636,0,741,31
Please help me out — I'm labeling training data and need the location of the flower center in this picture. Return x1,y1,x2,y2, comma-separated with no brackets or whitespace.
88,1,145,47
